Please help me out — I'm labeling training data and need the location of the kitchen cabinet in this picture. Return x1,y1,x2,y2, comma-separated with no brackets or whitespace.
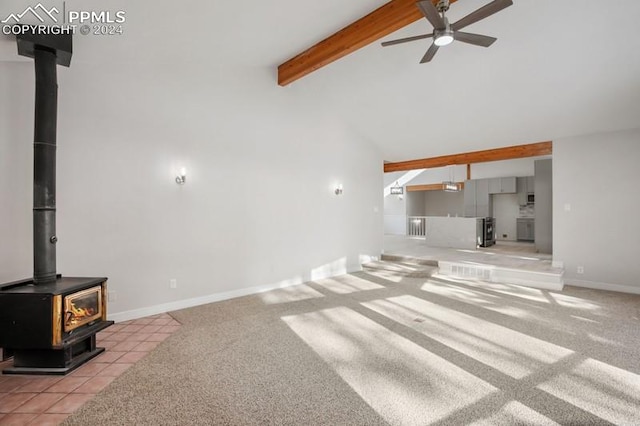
464,179,476,217
476,179,491,217
517,177,525,205
517,218,535,241
489,177,516,194
517,176,535,205
464,179,492,217
534,159,552,254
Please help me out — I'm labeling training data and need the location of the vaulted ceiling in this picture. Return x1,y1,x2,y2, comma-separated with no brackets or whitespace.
277,0,640,162
1,0,639,162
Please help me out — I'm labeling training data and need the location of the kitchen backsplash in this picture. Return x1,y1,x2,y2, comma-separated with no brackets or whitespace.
519,204,535,217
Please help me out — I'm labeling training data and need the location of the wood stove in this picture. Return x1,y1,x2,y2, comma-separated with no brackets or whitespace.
0,32,113,374
65,285,104,332
0,277,112,375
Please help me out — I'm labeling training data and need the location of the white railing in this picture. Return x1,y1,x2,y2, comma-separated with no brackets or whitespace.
407,216,427,238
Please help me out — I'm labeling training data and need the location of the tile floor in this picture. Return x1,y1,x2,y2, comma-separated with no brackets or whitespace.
0,313,181,425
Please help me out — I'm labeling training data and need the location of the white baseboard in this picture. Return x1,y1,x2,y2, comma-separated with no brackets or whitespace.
108,264,364,323
565,278,640,295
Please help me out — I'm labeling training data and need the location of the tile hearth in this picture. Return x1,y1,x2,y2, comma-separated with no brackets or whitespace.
0,313,181,425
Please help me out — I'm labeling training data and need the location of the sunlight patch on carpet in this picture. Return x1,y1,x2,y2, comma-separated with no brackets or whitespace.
258,284,324,304
421,280,503,306
570,315,600,324
430,275,602,313
547,292,602,311
537,358,640,425
282,307,496,425
313,275,384,294
420,280,577,331
362,295,573,379
469,401,559,426
469,282,551,303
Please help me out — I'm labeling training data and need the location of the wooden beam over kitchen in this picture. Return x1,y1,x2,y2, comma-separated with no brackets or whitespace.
384,141,553,173
407,182,465,192
277,0,457,86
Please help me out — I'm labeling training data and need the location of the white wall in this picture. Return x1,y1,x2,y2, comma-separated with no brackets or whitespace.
384,192,406,235
0,63,33,281
406,191,425,217
384,171,406,187
383,171,408,234
554,128,640,293
471,157,543,179
0,61,384,318
423,191,464,217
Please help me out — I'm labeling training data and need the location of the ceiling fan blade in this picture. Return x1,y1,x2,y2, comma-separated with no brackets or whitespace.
454,31,497,47
420,43,439,63
381,33,433,47
417,0,445,30
451,0,513,31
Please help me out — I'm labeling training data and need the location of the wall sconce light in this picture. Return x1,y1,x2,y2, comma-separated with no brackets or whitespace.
175,167,187,185
335,184,343,195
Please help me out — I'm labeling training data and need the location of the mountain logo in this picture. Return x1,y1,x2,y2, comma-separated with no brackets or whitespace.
2,3,59,24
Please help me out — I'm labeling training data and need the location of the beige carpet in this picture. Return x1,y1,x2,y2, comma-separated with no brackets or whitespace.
64,265,640,425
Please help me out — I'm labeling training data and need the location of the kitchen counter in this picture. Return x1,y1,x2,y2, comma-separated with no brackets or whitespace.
425,216,481,250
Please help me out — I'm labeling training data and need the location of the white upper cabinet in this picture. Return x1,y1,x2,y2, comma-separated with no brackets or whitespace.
488,177,516,194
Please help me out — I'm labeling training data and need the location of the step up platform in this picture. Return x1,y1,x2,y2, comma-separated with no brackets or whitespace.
370,254,564,291
438,261,564,291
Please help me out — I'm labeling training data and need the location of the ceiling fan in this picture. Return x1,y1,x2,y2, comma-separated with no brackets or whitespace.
381,0,513,63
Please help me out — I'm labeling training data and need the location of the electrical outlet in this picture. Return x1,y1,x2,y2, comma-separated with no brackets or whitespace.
170,279,177,289
502,234,507,238
577,266,584,274
108,291,117,302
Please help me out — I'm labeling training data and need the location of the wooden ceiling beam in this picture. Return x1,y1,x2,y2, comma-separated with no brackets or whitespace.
277,0,457,86
384,141,553,173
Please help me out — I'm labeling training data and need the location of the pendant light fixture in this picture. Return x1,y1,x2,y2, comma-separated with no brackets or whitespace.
442,166,460,192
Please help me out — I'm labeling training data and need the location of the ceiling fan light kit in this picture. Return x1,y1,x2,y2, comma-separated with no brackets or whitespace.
382,0,513,63
434,30,454,46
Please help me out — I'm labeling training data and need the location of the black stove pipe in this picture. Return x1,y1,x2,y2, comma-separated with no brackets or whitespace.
32,47,58,284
